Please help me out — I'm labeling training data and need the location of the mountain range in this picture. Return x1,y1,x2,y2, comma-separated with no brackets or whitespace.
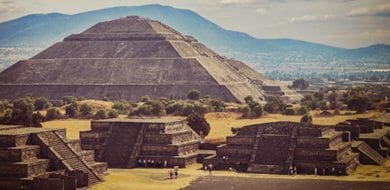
0,4,389,73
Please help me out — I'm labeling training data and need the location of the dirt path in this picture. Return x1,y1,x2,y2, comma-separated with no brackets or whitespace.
183,176,390,190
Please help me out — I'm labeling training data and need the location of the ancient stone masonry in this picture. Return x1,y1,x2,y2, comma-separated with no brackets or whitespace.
335,118,389,165
0,125,107,190
203,122,360,175
0,15,283,102
80,118,201,168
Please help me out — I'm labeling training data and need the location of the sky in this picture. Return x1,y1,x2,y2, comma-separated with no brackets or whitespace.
0,0,389,48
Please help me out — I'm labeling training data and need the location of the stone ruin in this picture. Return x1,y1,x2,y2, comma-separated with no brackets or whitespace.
80,118,201,168
335,118,389,165
204,122,361,175
0,15,280,103
0,125,107,190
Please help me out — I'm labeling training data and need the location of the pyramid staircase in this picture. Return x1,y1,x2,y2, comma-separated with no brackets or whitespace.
354,141,385,165
284,126,298,173
127,124,146,168
34,131,101,184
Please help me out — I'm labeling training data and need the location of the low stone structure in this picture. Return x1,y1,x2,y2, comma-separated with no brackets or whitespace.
204,122,360,175
0,125,107,190
336,118,389,165
80,118,201,168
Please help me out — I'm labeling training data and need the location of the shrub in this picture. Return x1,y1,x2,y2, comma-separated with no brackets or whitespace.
334,109,341,115
32,111,44,128
300,114,313,125
284,107,296,115
239,105,251,118
46,108,63,121
138,104,153,115
11,98,35,127
210,98,225,112
94,109,108,120
61,96,76,104
140,95,150,102
65,102,79,118
79,104,93,118
34,97,51,110
297,106,308,115
252,104,264,117
151,101,166,116
112,100,131,114
108,110,119,118
244,95,254,104
187,90,201,100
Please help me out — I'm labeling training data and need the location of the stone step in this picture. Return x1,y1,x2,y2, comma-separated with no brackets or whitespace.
357,142,385,165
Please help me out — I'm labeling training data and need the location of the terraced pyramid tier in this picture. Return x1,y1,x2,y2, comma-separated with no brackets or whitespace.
0,16,268,102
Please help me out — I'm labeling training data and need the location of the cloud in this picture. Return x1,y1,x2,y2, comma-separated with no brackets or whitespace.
347,3,390,17
289,14,335,23
255,8,267,15
219,0,252,5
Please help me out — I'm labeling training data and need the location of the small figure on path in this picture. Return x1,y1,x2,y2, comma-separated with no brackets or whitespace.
168,169,173,179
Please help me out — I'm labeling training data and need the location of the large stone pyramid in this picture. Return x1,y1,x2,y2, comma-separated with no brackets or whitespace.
0,16,290,102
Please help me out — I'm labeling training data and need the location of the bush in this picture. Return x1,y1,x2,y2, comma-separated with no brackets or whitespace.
34,97,51,110
186,112,210,137
112,100,131,114
151,101,166,116
244,95,254,104
284,107,296,115
32,111,44,128
182,103,195,116
137,104,153,115
79,104,93,118
252,104,264,117
140,95,150,102
188,90,201,100
46,108,63,121
210,98,225,112
0,109,13,124
297,106,308,115
94,109,107,120
264,97,286,113
300,114,313,125
334,109,341,115
108,110,119,118
11,98,35,127
239,105,251,118
61,96,76,104
65,102,79,118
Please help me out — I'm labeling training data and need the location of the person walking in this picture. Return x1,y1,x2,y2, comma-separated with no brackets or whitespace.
168,169,173,179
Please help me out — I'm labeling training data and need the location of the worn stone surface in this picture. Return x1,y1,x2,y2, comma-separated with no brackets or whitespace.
0,16,276,102
80,118,201,168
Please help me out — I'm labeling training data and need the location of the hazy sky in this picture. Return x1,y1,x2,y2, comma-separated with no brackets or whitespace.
0,0,389,48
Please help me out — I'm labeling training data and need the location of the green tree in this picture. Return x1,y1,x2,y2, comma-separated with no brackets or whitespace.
188,89,201,100
61,96,76,104
79,104,93,118
240,105,251,118
151,101,166,116
108,110,119,118
292,78,309,90
210,98,225,112
34,97,51,110
94,109,108,120
137,104,153,115
112,100,131,114
46,108,63,121
186,112,210,137
264,97,286,113
0,109,13,124
11,98,35,127
65,102,79,118
32,111,44,127
244,95,254,104
140,95,150,102
284,107,296,115
252,104,264,117
297,106,308,115
300,114,313,125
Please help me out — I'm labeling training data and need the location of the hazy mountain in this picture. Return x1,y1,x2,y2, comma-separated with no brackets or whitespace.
0,4,389,74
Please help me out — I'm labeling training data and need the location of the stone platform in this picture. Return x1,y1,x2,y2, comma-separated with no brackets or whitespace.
80,118,201,168
203,122,359,175
0,126,107,190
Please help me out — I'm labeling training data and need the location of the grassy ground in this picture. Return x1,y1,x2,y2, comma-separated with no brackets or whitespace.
91,162,390,190
42,119,91,139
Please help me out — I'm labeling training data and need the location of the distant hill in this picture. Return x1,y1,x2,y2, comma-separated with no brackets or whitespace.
0,4,389,72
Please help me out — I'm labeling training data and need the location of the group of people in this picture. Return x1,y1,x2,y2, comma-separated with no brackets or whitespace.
168,166,179,179
204,164,214,175
138,159,168,168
